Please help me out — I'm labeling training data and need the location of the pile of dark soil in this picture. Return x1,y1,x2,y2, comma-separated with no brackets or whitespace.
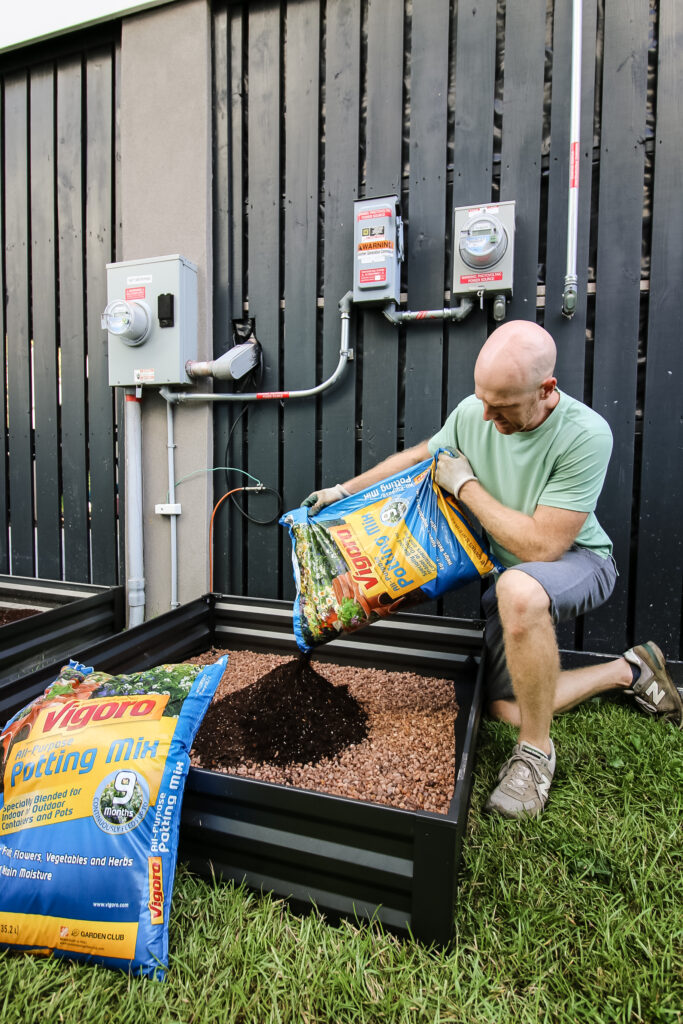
0,607,40,627
192,655,369,768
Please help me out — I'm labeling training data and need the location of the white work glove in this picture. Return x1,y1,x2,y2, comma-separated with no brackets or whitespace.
301,483,350,516
435,447,477,499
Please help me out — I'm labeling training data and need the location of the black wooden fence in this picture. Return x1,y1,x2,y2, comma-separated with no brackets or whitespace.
211,0,682,659
1,1,681,660
0,28,121,586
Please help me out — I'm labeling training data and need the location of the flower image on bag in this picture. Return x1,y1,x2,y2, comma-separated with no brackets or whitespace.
281,450,501,652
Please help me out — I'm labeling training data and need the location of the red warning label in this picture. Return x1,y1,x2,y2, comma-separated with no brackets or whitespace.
357,208,393,221
359,268,387,284
569,141,579,189
459,271,504,285
125,286,146,300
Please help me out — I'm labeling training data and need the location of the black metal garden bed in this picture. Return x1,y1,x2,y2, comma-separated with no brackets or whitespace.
0,594,485,945
0,576,125,700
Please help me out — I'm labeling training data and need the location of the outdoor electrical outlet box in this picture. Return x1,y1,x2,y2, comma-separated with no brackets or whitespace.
352,195,403,305
103,255,198,387
452,201,515,298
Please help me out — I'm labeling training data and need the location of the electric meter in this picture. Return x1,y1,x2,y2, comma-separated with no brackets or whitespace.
352,195,403,305
101,299,152,346
104,255,198,387
458,215,508,270
452,201,515,299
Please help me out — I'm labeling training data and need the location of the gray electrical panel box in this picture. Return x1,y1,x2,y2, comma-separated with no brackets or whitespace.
103,254,198,387
452,201,515,298
352,195,403,305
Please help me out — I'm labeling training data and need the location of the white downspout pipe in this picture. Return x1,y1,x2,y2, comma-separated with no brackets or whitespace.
562,0,583,318
124,390,145,626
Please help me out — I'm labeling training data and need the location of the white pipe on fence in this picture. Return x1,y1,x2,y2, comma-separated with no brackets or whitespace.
124,390,145,627
563,0,583,318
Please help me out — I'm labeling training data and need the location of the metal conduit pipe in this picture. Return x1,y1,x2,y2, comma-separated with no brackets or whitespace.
562,0,583,318
159,291,354,406
381,299,474,326
124,390,145,627
166,400,180,609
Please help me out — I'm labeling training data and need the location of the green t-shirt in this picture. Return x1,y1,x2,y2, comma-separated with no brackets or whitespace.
428,390,613,568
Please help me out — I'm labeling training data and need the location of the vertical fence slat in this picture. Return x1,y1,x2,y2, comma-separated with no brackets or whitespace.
0,80,8,572
30,64,61,579
57,59,89,582
86,48,117,584
281,0,320,601
544,0,597,397
359,0,404,472
634,0,682,658
443,0,497,621
403,0,449,450
212,4,235,595
246,3,282,597
4,73,34,576
584,0,648,653
320,0,361,496
499,0,546,319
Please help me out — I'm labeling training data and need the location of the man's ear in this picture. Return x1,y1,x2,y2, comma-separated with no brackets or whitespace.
540,377,558,398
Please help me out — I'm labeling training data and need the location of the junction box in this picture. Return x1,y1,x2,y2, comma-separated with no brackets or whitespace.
352,195,404,305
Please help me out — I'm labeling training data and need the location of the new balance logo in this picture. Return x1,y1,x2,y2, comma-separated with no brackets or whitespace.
645,681,666,706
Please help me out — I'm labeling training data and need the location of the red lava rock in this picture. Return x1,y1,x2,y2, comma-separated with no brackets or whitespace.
189,648,458,815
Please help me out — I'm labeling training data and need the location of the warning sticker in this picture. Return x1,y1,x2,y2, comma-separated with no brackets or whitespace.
459,271,504,284
570,141,579,189
134,369,156,384
359,268,387,284
357,208,393,221
125,287,146,301
358,240,394,252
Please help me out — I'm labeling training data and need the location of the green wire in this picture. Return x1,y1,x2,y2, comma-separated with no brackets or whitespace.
166,466,262,501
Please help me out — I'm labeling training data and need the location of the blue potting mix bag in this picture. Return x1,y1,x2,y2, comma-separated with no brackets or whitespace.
281,450,501,652
0,655,227,977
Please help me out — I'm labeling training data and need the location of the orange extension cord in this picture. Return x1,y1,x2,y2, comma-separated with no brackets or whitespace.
208,487,248,592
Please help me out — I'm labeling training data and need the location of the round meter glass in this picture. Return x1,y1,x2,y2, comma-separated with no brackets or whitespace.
459,215,508,270
101,299,151,346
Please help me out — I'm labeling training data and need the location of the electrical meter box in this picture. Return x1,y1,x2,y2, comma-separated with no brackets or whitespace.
452,201,515,298
103,254,198,387
352,195,403,305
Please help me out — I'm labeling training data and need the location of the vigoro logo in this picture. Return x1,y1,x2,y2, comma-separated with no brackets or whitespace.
37,694,168,737
334,527,377,592
148,857,164,925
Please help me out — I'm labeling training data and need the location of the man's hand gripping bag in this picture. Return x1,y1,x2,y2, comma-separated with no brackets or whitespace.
0,655,227,977
281,451,501,652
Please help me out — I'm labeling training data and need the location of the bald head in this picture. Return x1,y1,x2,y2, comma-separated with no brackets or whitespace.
475,320,557,397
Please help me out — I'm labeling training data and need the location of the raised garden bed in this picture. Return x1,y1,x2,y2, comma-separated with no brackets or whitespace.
0,576,125,697
0,594,484,944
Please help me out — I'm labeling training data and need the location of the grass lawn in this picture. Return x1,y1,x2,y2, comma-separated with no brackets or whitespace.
1,700,681,1023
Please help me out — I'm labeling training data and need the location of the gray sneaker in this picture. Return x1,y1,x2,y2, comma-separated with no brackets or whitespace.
485,741,556,819
623,641,683,727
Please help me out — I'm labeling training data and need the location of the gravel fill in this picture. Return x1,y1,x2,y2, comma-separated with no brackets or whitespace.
189,648,457,815
0,607,41,627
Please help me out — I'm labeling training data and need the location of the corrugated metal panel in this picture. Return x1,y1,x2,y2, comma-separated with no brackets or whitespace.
211,0,680,659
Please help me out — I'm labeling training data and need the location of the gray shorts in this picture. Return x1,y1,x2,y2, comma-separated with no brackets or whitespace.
482,546,618,702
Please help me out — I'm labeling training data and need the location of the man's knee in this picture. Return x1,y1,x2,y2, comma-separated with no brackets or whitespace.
495,569,551,636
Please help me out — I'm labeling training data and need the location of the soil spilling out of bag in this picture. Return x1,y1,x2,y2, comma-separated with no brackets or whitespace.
190,649,458,814
0,607,41,627
192,655,369,768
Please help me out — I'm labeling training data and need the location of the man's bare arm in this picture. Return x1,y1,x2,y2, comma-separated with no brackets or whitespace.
342,441,431,494
458,479,588,562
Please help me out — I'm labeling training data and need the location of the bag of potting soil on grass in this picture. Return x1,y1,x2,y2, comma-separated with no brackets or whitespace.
0,654,227,978
281,449,501,652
